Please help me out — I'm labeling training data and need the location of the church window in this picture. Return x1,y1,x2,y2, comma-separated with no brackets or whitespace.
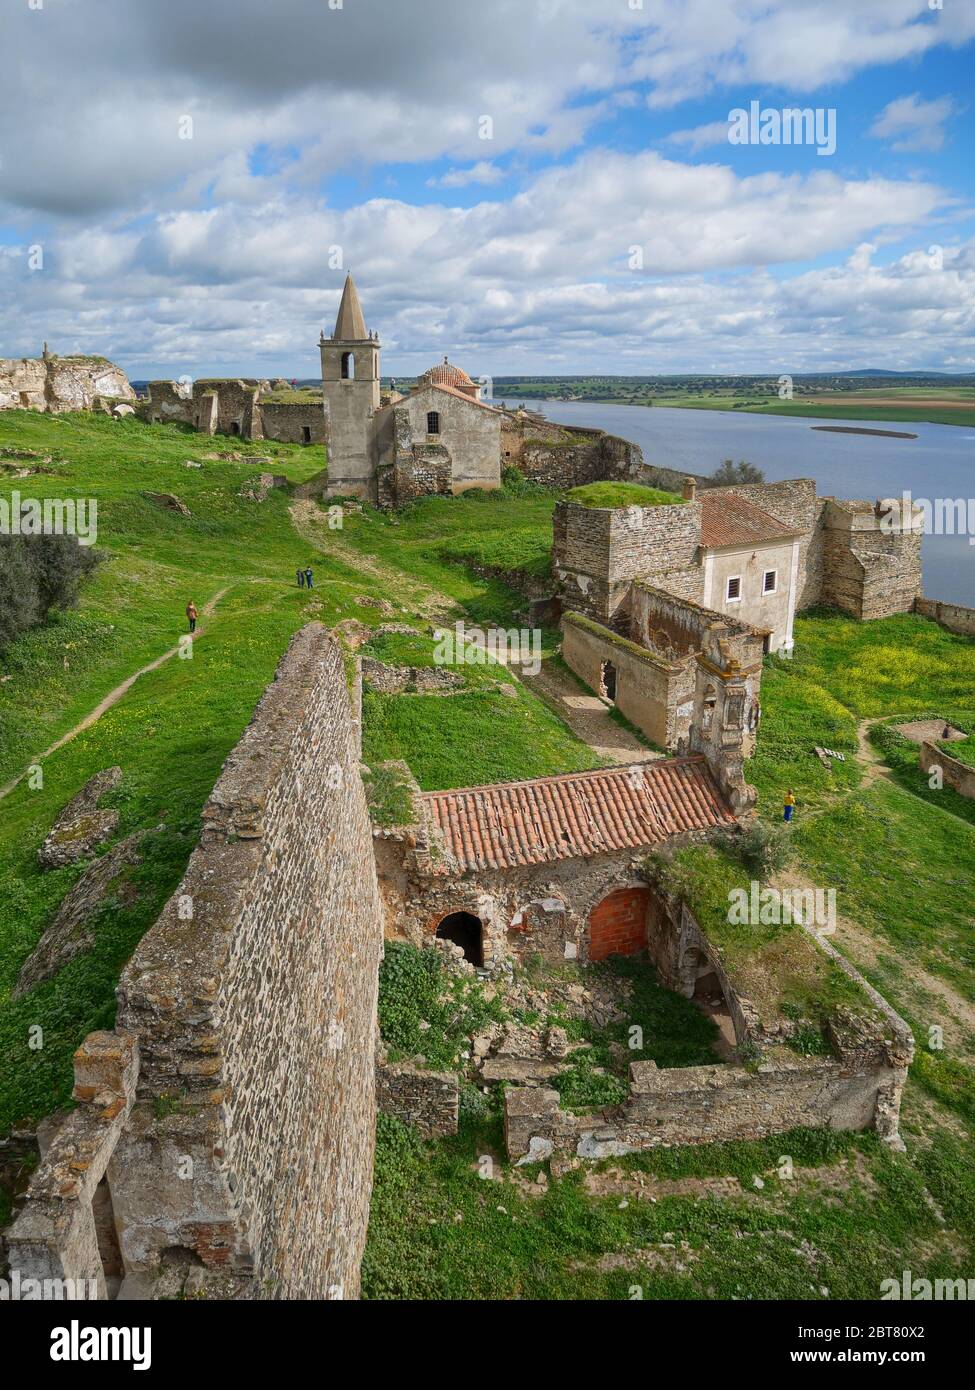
341,352,355,380
427,410,441,436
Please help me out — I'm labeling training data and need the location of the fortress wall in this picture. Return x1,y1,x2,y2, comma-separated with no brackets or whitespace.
915,596,975,638
112,623,383,1298
8,625,384,1300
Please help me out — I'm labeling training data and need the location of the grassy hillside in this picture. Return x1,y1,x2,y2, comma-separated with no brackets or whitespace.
2,410,974,1303
0,411,596,1134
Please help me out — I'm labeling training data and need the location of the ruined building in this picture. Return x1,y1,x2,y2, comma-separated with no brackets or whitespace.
141,377,328,446
551,476,923,804
0,345,135,414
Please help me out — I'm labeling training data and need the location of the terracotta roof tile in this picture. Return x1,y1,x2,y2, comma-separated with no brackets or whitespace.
418,756,735,873
700,493,802,549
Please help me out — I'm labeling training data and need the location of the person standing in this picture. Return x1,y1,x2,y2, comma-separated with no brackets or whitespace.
186,600,198,634
296,567,305,588
304,567,314,589
783,788,796,822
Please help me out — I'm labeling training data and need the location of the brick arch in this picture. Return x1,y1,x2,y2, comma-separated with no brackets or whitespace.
587,886,651,962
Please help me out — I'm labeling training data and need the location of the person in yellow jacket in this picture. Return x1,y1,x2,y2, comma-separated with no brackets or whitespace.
783,788,796,822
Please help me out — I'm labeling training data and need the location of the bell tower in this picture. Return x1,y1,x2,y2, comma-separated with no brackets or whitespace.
321,272,381,500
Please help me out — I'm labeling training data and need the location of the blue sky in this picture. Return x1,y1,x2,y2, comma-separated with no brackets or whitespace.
1,0,973,379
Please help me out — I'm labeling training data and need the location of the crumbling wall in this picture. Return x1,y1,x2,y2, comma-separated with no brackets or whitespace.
7,626,384,1300
505,1049,908,1159
376,1059,459,1138
259,401,327,445
561,610,692,749
143,380,193,426
914,597,975,637
919,740,975,800
819,499,922,619
109,624,382,1299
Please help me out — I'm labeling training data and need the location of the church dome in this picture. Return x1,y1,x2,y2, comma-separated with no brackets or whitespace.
420,357,478,393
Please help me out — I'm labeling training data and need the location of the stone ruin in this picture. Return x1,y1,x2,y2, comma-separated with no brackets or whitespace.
0,345,135,415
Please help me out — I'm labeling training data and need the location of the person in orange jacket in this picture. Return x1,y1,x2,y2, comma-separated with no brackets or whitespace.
186,600,198,634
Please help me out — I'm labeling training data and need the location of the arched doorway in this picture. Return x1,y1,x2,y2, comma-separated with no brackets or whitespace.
435,911,483,966
588,887,649,961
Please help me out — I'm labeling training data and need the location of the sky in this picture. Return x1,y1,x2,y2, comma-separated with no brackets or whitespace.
1,0,974,380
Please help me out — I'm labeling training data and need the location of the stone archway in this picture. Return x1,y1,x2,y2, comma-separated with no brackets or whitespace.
588,887,650,962
435,911,483,966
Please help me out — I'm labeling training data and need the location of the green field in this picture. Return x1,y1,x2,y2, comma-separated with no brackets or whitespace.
2,409,973,1301
492,375,975,429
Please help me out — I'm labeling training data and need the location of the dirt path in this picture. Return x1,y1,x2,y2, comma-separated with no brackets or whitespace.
0,587,230,803
772,868,975,1047
290,498,456,621
514,656,662,767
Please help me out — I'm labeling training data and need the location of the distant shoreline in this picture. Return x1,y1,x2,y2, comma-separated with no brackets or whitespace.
514,396,971,429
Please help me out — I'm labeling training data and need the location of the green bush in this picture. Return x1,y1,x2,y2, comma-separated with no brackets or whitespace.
0,534,100,650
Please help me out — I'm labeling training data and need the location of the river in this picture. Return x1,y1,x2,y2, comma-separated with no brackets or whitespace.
506,399,975,607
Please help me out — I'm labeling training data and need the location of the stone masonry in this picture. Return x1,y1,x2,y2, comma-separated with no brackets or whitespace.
6,625,384,1300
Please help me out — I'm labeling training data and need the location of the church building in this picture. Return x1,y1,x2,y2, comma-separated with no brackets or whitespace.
321,274,502,505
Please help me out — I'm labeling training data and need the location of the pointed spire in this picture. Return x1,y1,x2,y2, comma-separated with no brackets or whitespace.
333,272,368,341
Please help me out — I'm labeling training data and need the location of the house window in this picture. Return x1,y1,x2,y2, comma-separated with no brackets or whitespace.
726,576,742,602
427,410,440,436
763,569,777,595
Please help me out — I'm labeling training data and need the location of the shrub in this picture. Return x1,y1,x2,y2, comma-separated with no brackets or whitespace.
714,821,792,880
0,534,100,650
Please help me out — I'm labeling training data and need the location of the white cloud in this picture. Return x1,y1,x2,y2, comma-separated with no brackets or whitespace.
666,121,732,153
0,147,967,375
427,162,506,189
869,93,960,153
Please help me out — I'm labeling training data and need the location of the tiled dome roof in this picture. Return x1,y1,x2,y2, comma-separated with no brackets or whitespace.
423,357,475,389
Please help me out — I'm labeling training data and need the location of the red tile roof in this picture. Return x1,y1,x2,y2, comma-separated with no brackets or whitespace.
418,756,735,873
700,493,801,549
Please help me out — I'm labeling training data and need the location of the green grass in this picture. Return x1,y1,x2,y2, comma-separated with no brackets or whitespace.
943,732,975,767
792,781,975,1004
378,942,505,1071
362,1106,973,1300
0,411,601,1135
567,482,681,509
337,486,560,627
774,609,975,719
362,686,601,790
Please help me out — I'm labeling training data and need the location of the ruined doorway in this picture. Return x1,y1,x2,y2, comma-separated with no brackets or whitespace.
600,661,617,703
435,911,483,966
588,887,649,961
229,421,240,436
302,426,312,444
